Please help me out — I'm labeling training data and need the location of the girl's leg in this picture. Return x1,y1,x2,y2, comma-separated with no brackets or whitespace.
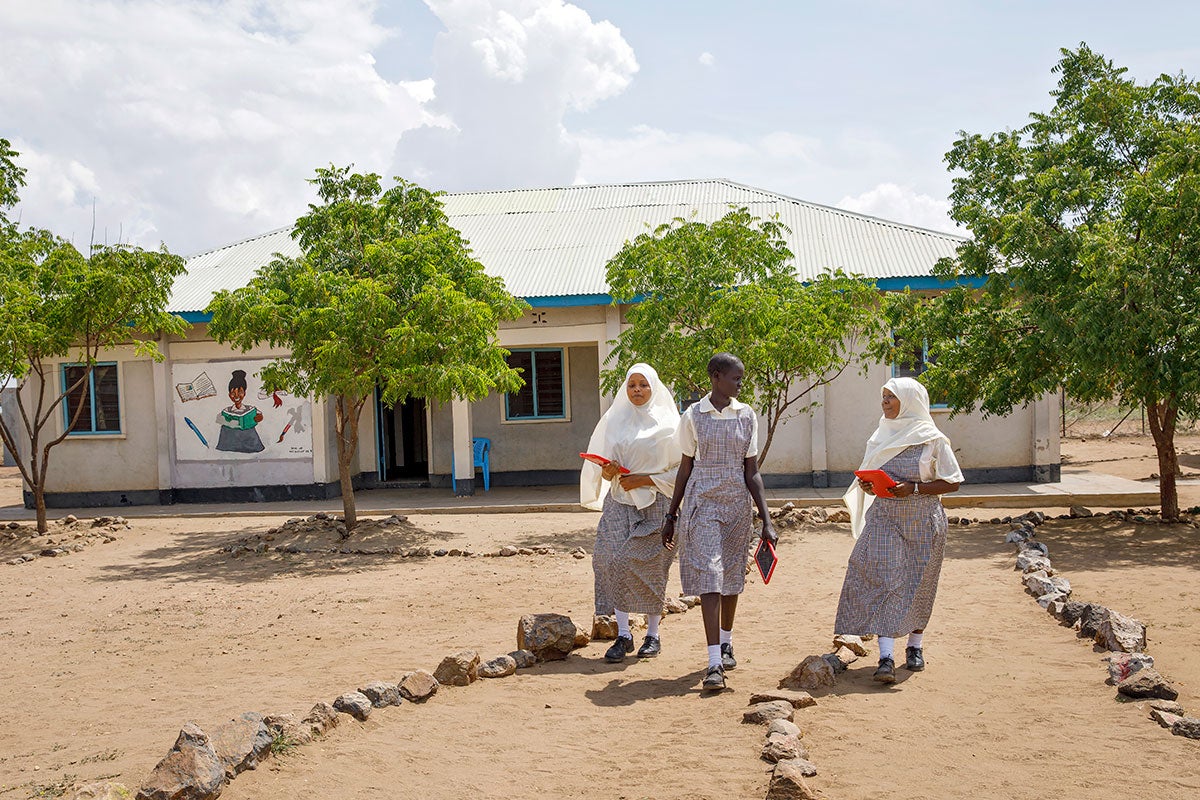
905,629,926,671
700,592,722,665
877,637,895,659
719,594,739,669
873,635,898,683
615,610,631,638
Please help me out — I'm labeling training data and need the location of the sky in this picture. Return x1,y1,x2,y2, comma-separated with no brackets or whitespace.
2,0,1200,256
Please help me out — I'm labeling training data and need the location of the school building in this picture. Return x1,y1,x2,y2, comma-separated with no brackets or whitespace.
19,179,1060,507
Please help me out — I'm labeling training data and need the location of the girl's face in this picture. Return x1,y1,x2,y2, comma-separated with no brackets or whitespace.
229,387,246,407
712,363,744,398
881,388,901,419
626,372,652,407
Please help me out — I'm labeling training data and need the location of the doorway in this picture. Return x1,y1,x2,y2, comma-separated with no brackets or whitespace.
375,394,429,484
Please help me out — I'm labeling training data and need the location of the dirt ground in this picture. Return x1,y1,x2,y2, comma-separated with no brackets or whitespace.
1,435,1199,799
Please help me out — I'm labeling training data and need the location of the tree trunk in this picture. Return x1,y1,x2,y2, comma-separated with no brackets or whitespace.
1145,396,1179,520
333,394,363,534
34,484,47,534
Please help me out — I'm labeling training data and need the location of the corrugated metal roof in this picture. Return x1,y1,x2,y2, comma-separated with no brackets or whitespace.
169,179,966,312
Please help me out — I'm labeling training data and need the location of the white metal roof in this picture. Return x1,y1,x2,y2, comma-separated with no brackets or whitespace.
169,179,967,313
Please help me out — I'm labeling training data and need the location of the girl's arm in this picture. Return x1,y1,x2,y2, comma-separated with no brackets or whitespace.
744,456,776,543
660,455,694,550
889,479,959,498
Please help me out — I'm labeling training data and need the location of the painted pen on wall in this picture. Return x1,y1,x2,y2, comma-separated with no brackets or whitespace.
184,417,209,448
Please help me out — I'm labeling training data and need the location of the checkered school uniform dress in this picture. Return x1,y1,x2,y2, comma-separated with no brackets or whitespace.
677,406,755,596
593,492,675,615
834,444,947,637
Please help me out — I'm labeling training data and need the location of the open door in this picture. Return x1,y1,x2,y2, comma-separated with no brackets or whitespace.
375,394,429,484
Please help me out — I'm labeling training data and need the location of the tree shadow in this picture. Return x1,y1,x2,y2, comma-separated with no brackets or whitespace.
89,524,461,585
511,526,597,552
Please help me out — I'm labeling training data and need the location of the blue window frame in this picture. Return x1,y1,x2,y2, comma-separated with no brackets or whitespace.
505,348,566,420
62,363,121,434
890,338,948,408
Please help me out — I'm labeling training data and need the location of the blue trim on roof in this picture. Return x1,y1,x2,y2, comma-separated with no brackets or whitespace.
524,293,614,307
875,276,986,291
171,277,984,319
177,311,213,323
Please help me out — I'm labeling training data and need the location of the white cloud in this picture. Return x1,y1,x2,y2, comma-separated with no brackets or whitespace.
575,125,820,187
698,51,715,68
392,0,638,190
836,183,959,233
0,0,437,253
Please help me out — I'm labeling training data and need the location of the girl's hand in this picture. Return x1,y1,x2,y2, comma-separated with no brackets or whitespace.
618,473,653,491
858,478,875,495
661,518,676,550
761,520,777,544
600,461,622,481
891,481,917,498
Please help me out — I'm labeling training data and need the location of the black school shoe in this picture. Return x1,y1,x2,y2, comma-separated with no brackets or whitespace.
720,642,737,670
872,656,897,684
905,646,925,671
636,635,661,658
702,664,726,691
604,635,635,663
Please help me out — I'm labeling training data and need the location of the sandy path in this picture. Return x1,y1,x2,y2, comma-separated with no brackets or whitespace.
3,510,1198,799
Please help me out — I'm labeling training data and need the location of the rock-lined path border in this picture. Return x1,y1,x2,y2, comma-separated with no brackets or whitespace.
3,515,129,565
72,578,748,800
1005,506,1200,741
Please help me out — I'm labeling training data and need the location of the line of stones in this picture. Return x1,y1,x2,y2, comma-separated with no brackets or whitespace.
3,515,128,565
1007,509,1200,740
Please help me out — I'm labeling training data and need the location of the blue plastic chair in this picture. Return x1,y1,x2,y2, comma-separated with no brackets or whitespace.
452,437,491,492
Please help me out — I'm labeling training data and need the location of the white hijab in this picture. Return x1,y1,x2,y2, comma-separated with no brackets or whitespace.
580,363,681,511
844,377,952,538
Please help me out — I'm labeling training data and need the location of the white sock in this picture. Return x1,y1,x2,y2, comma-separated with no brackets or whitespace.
707,644,722,667
615,610,630,638
646,614,661,638
719,628,733,646
878,636,895,660
908,632,924,649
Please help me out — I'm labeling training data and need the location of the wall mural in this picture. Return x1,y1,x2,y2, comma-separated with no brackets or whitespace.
172,361,313,460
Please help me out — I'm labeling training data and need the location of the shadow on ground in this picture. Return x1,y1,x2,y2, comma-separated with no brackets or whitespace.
90,522,460,585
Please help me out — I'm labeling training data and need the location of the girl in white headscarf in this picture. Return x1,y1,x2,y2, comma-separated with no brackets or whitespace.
581,363,681,663
834,377,963,684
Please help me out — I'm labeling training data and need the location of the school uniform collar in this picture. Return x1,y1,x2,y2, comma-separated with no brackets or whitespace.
696,394,747,414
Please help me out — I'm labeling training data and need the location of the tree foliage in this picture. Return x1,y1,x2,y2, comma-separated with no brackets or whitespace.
875,45,1200,517
0,138,188,531
208,167,527,530
604,208,884,463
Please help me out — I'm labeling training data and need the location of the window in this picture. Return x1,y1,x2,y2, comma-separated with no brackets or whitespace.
891,338,932,380
505,349,566,420
890,338,947,407
62,363,121,434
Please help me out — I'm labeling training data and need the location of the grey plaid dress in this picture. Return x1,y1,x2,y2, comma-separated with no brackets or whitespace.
593,492,674,615
834,444,947,637
677,406,754,596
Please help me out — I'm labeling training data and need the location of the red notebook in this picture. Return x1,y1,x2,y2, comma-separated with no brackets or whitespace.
855,469,898,498
754,538,778,585
579,453,631,474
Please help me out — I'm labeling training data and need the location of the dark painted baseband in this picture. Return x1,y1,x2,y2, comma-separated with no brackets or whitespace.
453,477,475,497
30,464,1063,508
428,469,580,490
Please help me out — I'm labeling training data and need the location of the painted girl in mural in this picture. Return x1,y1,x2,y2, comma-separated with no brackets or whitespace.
215,370,265,453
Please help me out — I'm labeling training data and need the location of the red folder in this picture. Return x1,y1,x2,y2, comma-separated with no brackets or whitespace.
579,453,630,474
855,469,898,498
754,538,778,585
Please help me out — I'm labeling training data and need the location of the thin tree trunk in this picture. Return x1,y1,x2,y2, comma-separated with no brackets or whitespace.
1145,396,1179,520
333,395,358,534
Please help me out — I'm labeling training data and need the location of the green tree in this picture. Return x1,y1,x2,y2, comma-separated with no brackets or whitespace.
208,167,526,532
0,139,188,531
604,208,884,463
877,45,1200,518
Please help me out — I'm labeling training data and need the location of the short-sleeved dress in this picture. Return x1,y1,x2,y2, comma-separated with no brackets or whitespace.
593,492,674,616
677,403,756,596
834,444,947,637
